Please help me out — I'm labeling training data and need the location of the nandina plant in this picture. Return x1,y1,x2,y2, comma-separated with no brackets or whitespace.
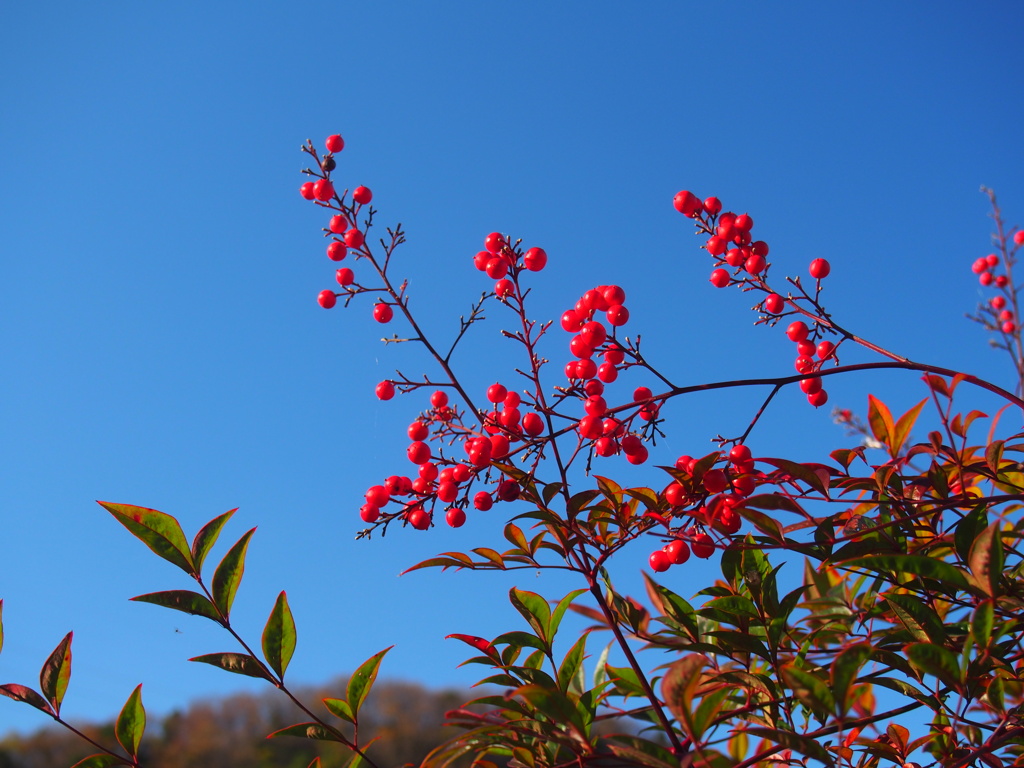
3,134,1024,768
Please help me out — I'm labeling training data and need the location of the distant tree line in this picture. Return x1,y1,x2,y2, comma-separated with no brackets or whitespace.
0,678,472,768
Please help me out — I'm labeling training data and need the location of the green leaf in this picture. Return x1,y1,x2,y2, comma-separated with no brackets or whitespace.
211,528,256,617
115,684,145,759
323,696,354,724
842,555,972,594
347,646,392,718
547,588,587,644
556,634,587,694
191,508,237,575
69,756,124,768
745,728,832,764
130,590,223,623
516,683,583,730
0,684,54,715
968,523,1004,597
605,664,645,698
542,482,564,506
509,587,551,643
100,501,194,575
885,593,948,644
831,642,871,714
190,652,274,682
267,722,343,741
262,591,297,680
907,642,962,689
781,664,836,719
954,504,988,564
971,599,994,648
891,398,928,457
40,631,72,715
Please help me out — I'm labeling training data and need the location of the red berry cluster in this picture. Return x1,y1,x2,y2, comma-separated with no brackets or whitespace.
971,252,1018,334
471,232,548,301
299,135,378,318
646,443,760,571
675,189,838,408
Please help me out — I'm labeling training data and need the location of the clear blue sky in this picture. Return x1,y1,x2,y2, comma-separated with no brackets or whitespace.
2,1,1023,737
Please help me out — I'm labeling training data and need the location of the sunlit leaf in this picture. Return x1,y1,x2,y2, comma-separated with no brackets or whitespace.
211,528,256,617
190,652,274,681
885,593,948,644
831,642,871,714
547,588,587,644
347,646,392,717
606,664,645,698
968,523,1004,597
891,398,928,457
971,599,994,648
39,631,72,715
99,501,194,575
130,590,223,623
907,642,961,689
191,508,237,576
323,696,354,723
842,554,973,595
115,683,145,758
509,587,551,643
556,634,586,694
867,394,894,446
262,591,297,680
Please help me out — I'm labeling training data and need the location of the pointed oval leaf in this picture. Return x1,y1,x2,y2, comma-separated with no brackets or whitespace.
891,398,928,457
130,590,223,623
115,683,145,758
0,684,54,715
969,523,1004,597
70,756,124,768
867,395,894,446
831,642,871,714
907,642,962,689
548,588,587,643
347,646,392,717
190,652,274,682
842,555,972,594
556,633,587,694
267,722,342,741
323,696,355,724
191,508,237,575
509,587,551,643
211,528,256,618
99,501,194,575
971,599,994,648
262,591,297,680
40,631,72,715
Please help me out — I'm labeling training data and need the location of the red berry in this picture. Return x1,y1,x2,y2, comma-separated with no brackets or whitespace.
327,241,348,261
561,309,584,332
365,485,389,508
580,321,607,348
597,362,618,383
797,340,816,357
595,437,618,457
325,135,345,153
665,540,691,565
313,179,335,202
490,434,510,459
497,479,520,502
523,247,547,271
987,253,1000,268
703,469,728,494
996,275,1009,288
486,257,509,279
604,344,626,365
373,303,394,323
794,356,815,374
359,504,380,523
729,444,752,464
484,232,506,254
407,507,431,530
649,550,671,572
344,229,365,249
375,381,395,400
633,386,653,402
764,294,784,314
691,532,715,559
575,359,598,379
751,241,769,257
664,482,686,507
809,258,831,279
300,182,316,200
352,186,373,205
445,508,466,528
744,254,766,275
1000,309,1014,321
980,272,994,286
807,389,829,407
786,321,809,342
473,251,491,271
706,236,727,256
583,379,604,397
486,383,507,403
436,481,458,503
734,213,753,232
578,415,604,440
419,462,439,481
318,290,337,309
625,445,649,465
703,197,722,216
1015,231,1024,246
972,257,989,274
522,412,544,436
709,268,730,288
725,248,746,267
329,214,348,234
430,390,449,408
1003,320,1017,333
495,279,514,298
817,341,836,360
992,296,1007,310
800,377,822,394
607,304,629,326
603,285,626,305
408,421,428,441
407,441,431,464
473,492,493,511
673,190,702,218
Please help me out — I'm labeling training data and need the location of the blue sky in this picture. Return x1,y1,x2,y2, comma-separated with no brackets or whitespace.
2,1,1023,737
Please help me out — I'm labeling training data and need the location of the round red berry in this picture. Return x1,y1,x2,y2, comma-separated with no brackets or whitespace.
703,197,722,216
703,469,728,494
800,377,823,394
373,303,394,323
673,190,702,218
797,340,816,357
344,229,365,249
597,362,618,383
996,275,1009,288
495,279,514,298
329,215,349,234
484,232,506,254
407,507,431,530
809,258,831,279
497,479,520,502
807,390,829,407
817,341,836,359
633,386,653,402
318,290,337,309
359,504,380,523
691,532,715,559
786,321,810,342
408,421,428,441
313,179,335,201
561,309,584,332
763,294,784,314
794,356,815,374
972,257,988,274
1014,231,1024,246
436,482,458,503
744,254,766,275
300,182,316,200
987,253,1000,267
603,285,626,305
649,550,671,572
1003,320,1017,333
604,344,626,365
473,492,493,511
706,236,727,256
729,444,752,464
325,135,345,153
523,247,547,271
352,186,373,205
327,241,348,261
607,304,629,326
709,268,730,288
980,272,994,286
407,441,431,465
375,381,395,400
522,412,544,436
625,445,649,465
580,321,607,348
665,540,690,565
575,359,598,379
445,508,466,528
734,213,753,232
992,296,1007,310
430,390,449,408
486,383,507,403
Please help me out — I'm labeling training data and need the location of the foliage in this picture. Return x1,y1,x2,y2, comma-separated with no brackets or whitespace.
3,136,1024,768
